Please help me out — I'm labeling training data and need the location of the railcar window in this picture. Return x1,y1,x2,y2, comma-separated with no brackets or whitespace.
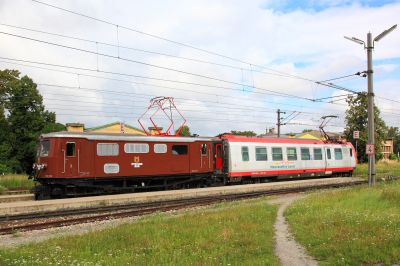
66,142,75,157
349,148,353,157
172,145,188,155
97,143,119,156
201,144,207,155
241,146,249,161
327,149,332,159
124,143,149,154
255,147,268,161
39,140,50,157
287,147,297,161
154,144,167,154
334,148,343,160
314,148,323,160
272,147,283,161
301,148,311,160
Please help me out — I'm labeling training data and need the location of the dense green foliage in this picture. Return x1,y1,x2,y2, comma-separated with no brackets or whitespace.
387,126,400,155
0,69,65,173
0,198,279,265
178,125,191,136
344,93,387,163
230,130,257,136
286,180,400,265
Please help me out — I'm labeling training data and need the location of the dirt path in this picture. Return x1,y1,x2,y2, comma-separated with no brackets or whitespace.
269,194,318,266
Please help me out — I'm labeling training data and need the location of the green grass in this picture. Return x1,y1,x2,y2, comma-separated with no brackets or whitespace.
286,181,400,265
0,174,33,192
0,198,279,265
353,160,400,179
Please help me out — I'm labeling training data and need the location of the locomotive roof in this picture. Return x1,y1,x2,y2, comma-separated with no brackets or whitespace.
41,131,216,142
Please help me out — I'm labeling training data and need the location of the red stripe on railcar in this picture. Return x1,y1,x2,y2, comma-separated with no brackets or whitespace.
229,167,354,177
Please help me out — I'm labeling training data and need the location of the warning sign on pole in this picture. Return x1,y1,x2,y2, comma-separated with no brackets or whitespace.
353,131,360,139
366,144,375,155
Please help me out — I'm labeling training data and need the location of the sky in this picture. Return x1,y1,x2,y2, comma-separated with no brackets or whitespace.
0,0,399,136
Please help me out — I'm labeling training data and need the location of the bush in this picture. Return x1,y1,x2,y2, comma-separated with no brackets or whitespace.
0,164,11,174
389,153,398,160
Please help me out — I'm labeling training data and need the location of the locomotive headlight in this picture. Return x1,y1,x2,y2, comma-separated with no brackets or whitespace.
33,163,47,170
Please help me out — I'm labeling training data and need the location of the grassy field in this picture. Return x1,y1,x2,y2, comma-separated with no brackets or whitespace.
286,180,400,265
0,174,33,193
353,160,400,179
0,198,279,265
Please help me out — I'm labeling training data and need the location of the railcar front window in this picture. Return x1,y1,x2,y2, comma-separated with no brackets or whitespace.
272,147,283,161
314,148,323,160
255,147,267,161
301,148,310,160
334,148,343,160
287,147,297,161
241,146,249,161
39,140,50,157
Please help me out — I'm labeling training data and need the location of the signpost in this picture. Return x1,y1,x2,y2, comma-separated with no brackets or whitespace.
353,131,359,154
366,144,375,155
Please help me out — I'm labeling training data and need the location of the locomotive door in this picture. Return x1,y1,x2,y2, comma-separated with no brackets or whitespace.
61,140,78,177
200,143,211,170
215,144,223,172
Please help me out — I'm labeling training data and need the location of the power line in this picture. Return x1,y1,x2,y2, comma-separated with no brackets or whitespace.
0,30,312,101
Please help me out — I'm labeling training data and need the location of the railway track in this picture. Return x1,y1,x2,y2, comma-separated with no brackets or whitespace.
0,179,366,235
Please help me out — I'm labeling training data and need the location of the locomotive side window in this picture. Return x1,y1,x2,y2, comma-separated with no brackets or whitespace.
327,149,332,159
255,147,267,161
241,146,249,161
287,147,297,161
39,140,50,157
272,147,283,161
201,144,207,155
66,142,75,157
154,144,167,153
349,148,353,157
334,148,343,160
172,145,188,155
301,148,310,160
97,143,119,156
314,148,323,160
124,143,149,153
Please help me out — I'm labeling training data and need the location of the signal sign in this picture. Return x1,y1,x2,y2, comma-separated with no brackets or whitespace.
366,144,375,155
353,131,360,139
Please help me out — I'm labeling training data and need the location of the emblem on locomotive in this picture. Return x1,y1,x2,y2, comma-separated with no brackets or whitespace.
131,156,143,168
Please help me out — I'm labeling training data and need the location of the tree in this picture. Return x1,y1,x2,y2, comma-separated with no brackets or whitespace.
0,69,63,173
386,126,400,155
344,93,387,163
230,130,257,137
179,125,191,136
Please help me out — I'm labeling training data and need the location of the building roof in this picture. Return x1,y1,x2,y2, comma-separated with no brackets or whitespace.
86,121,144,133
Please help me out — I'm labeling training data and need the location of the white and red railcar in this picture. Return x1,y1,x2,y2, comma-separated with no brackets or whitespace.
218,135,356,181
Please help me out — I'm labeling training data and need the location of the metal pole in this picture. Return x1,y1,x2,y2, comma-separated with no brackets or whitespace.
366,32,375,186
277,109,281,137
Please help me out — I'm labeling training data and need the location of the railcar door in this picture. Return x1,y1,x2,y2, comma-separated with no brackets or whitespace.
215,143,223,172
324,147,332,172
60,140,78,177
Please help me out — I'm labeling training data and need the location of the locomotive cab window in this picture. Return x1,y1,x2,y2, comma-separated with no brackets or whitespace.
172,145,188,155
334,148,343,160
66,142,75,157
314,148,323,160
255,147,267,161
301,148,311,160
287,147,297,161
201,144,207,155
39,140,50,157
241,146,249,161
272,147,283,161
